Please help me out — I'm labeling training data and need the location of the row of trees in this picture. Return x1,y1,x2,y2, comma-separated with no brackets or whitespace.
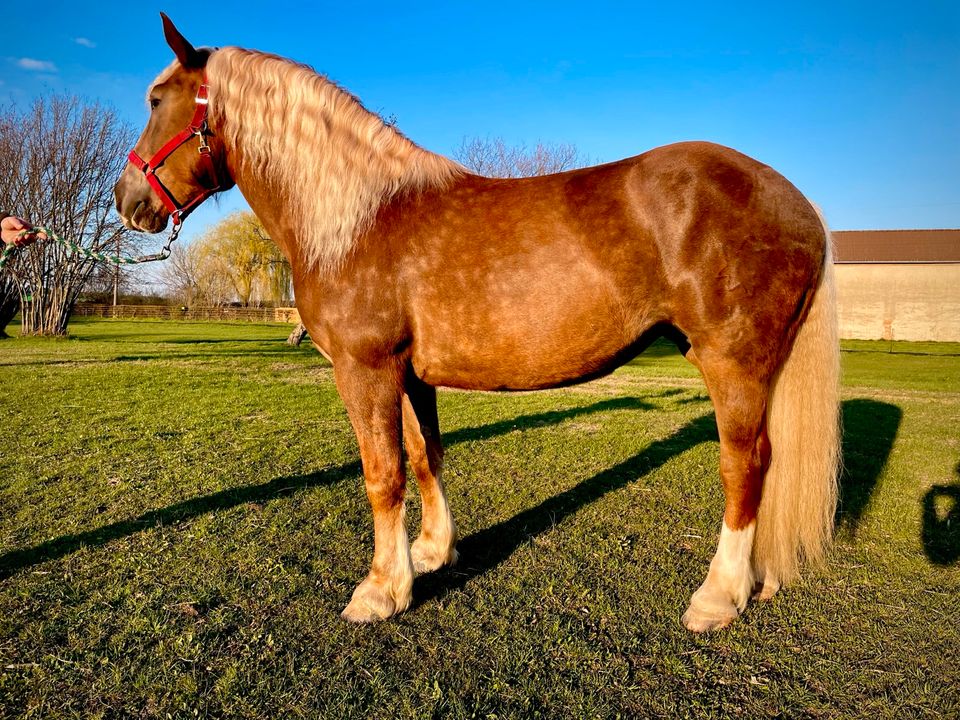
0,91,588,337
159,212,292,308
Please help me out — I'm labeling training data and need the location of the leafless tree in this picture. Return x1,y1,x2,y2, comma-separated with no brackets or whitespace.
453,136,592,178
0,96,136,335
158,243,210,307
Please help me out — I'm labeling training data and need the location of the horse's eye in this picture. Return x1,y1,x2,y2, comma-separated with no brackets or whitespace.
149,97,161,110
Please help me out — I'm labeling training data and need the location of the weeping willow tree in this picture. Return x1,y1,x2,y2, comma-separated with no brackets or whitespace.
0,96,135,335
161,211,291,307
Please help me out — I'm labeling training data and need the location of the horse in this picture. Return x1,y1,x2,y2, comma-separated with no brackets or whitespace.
114,14,840,632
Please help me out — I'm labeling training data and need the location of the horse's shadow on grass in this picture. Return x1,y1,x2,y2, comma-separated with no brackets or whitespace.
0,395,656,579
837,400,960,565
414,412,718,607
1,395,914,589
418,398,905,604
836,398,902,534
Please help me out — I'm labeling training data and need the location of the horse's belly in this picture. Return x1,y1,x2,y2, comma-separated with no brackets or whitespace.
411,306,644,391
404,231,662,390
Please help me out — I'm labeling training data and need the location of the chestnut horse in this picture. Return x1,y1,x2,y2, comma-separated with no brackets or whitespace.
115,16,840,631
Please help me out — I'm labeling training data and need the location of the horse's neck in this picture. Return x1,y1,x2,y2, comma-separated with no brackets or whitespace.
217,102,456,273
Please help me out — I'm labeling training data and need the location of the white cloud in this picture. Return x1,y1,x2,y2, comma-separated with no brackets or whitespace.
75,37,96,49
16,58,58,72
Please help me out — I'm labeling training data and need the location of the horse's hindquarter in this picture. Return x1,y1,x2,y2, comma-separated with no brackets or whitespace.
393,163,669,390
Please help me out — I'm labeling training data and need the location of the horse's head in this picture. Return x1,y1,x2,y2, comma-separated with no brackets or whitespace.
114,14,232,233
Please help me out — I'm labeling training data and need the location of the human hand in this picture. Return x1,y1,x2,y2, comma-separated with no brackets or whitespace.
1,216,47,247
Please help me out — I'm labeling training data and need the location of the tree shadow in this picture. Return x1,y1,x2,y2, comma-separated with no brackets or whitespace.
413,413,718,607
112,350,297,362
161,338,293,345
921,461,960,565
0,396,653,579
837,398,902,534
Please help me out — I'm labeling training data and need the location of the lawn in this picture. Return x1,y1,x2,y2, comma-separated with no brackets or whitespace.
0,318,957,718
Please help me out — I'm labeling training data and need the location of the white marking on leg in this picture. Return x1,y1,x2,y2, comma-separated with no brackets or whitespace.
683,520,756,631
411,467,459,573
712,520,756,610
390,502,414,611
342,502,413,623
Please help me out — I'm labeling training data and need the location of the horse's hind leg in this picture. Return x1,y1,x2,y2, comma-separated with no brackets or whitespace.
682,359,771,632
402,378,458,573
335,360,414,623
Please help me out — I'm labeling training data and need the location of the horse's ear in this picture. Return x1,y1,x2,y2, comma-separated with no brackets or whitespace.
160,12,203,69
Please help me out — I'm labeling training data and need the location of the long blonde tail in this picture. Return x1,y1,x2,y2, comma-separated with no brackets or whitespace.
753,217,841,588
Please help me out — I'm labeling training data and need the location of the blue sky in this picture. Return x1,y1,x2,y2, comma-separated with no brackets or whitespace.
3,1,959,253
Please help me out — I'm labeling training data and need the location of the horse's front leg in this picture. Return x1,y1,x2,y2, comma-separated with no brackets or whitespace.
335,359,414,623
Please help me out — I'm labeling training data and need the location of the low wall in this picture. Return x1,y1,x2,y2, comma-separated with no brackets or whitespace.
835,264,960,341
74,304,301,324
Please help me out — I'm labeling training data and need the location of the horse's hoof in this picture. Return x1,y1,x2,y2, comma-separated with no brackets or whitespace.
753,576,781,601
681,584,741,632
681,605,738,632
340,580,400,623
411,538,459,574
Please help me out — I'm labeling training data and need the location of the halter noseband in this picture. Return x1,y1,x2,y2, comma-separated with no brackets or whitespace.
127,75,225,226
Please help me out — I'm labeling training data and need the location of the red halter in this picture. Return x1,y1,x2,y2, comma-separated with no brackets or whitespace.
127,76,225,226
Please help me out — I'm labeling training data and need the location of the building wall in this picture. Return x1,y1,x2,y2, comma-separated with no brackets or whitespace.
834,263,960,341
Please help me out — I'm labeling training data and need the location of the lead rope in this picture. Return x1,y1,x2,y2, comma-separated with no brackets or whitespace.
0,223,181,271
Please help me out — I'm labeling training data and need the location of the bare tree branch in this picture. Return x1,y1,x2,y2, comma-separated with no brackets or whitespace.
453,136,592,178
0,96,136,335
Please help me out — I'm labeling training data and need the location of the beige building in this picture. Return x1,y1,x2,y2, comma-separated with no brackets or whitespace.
832,229,960,342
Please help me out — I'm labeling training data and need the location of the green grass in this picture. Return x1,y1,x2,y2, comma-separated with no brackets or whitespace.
0,318,958,718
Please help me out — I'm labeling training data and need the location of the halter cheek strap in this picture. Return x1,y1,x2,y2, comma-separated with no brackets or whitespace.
127,76,225,226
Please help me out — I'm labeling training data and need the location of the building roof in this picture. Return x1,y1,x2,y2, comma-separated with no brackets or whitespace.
832,229,960,263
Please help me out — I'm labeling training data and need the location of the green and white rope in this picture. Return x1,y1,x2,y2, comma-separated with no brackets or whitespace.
0,225,179,271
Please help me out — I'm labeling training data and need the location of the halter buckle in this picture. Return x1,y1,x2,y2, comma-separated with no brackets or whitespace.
196,123,211,154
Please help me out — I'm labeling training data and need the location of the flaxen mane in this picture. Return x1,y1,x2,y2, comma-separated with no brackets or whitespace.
196,47,463,270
